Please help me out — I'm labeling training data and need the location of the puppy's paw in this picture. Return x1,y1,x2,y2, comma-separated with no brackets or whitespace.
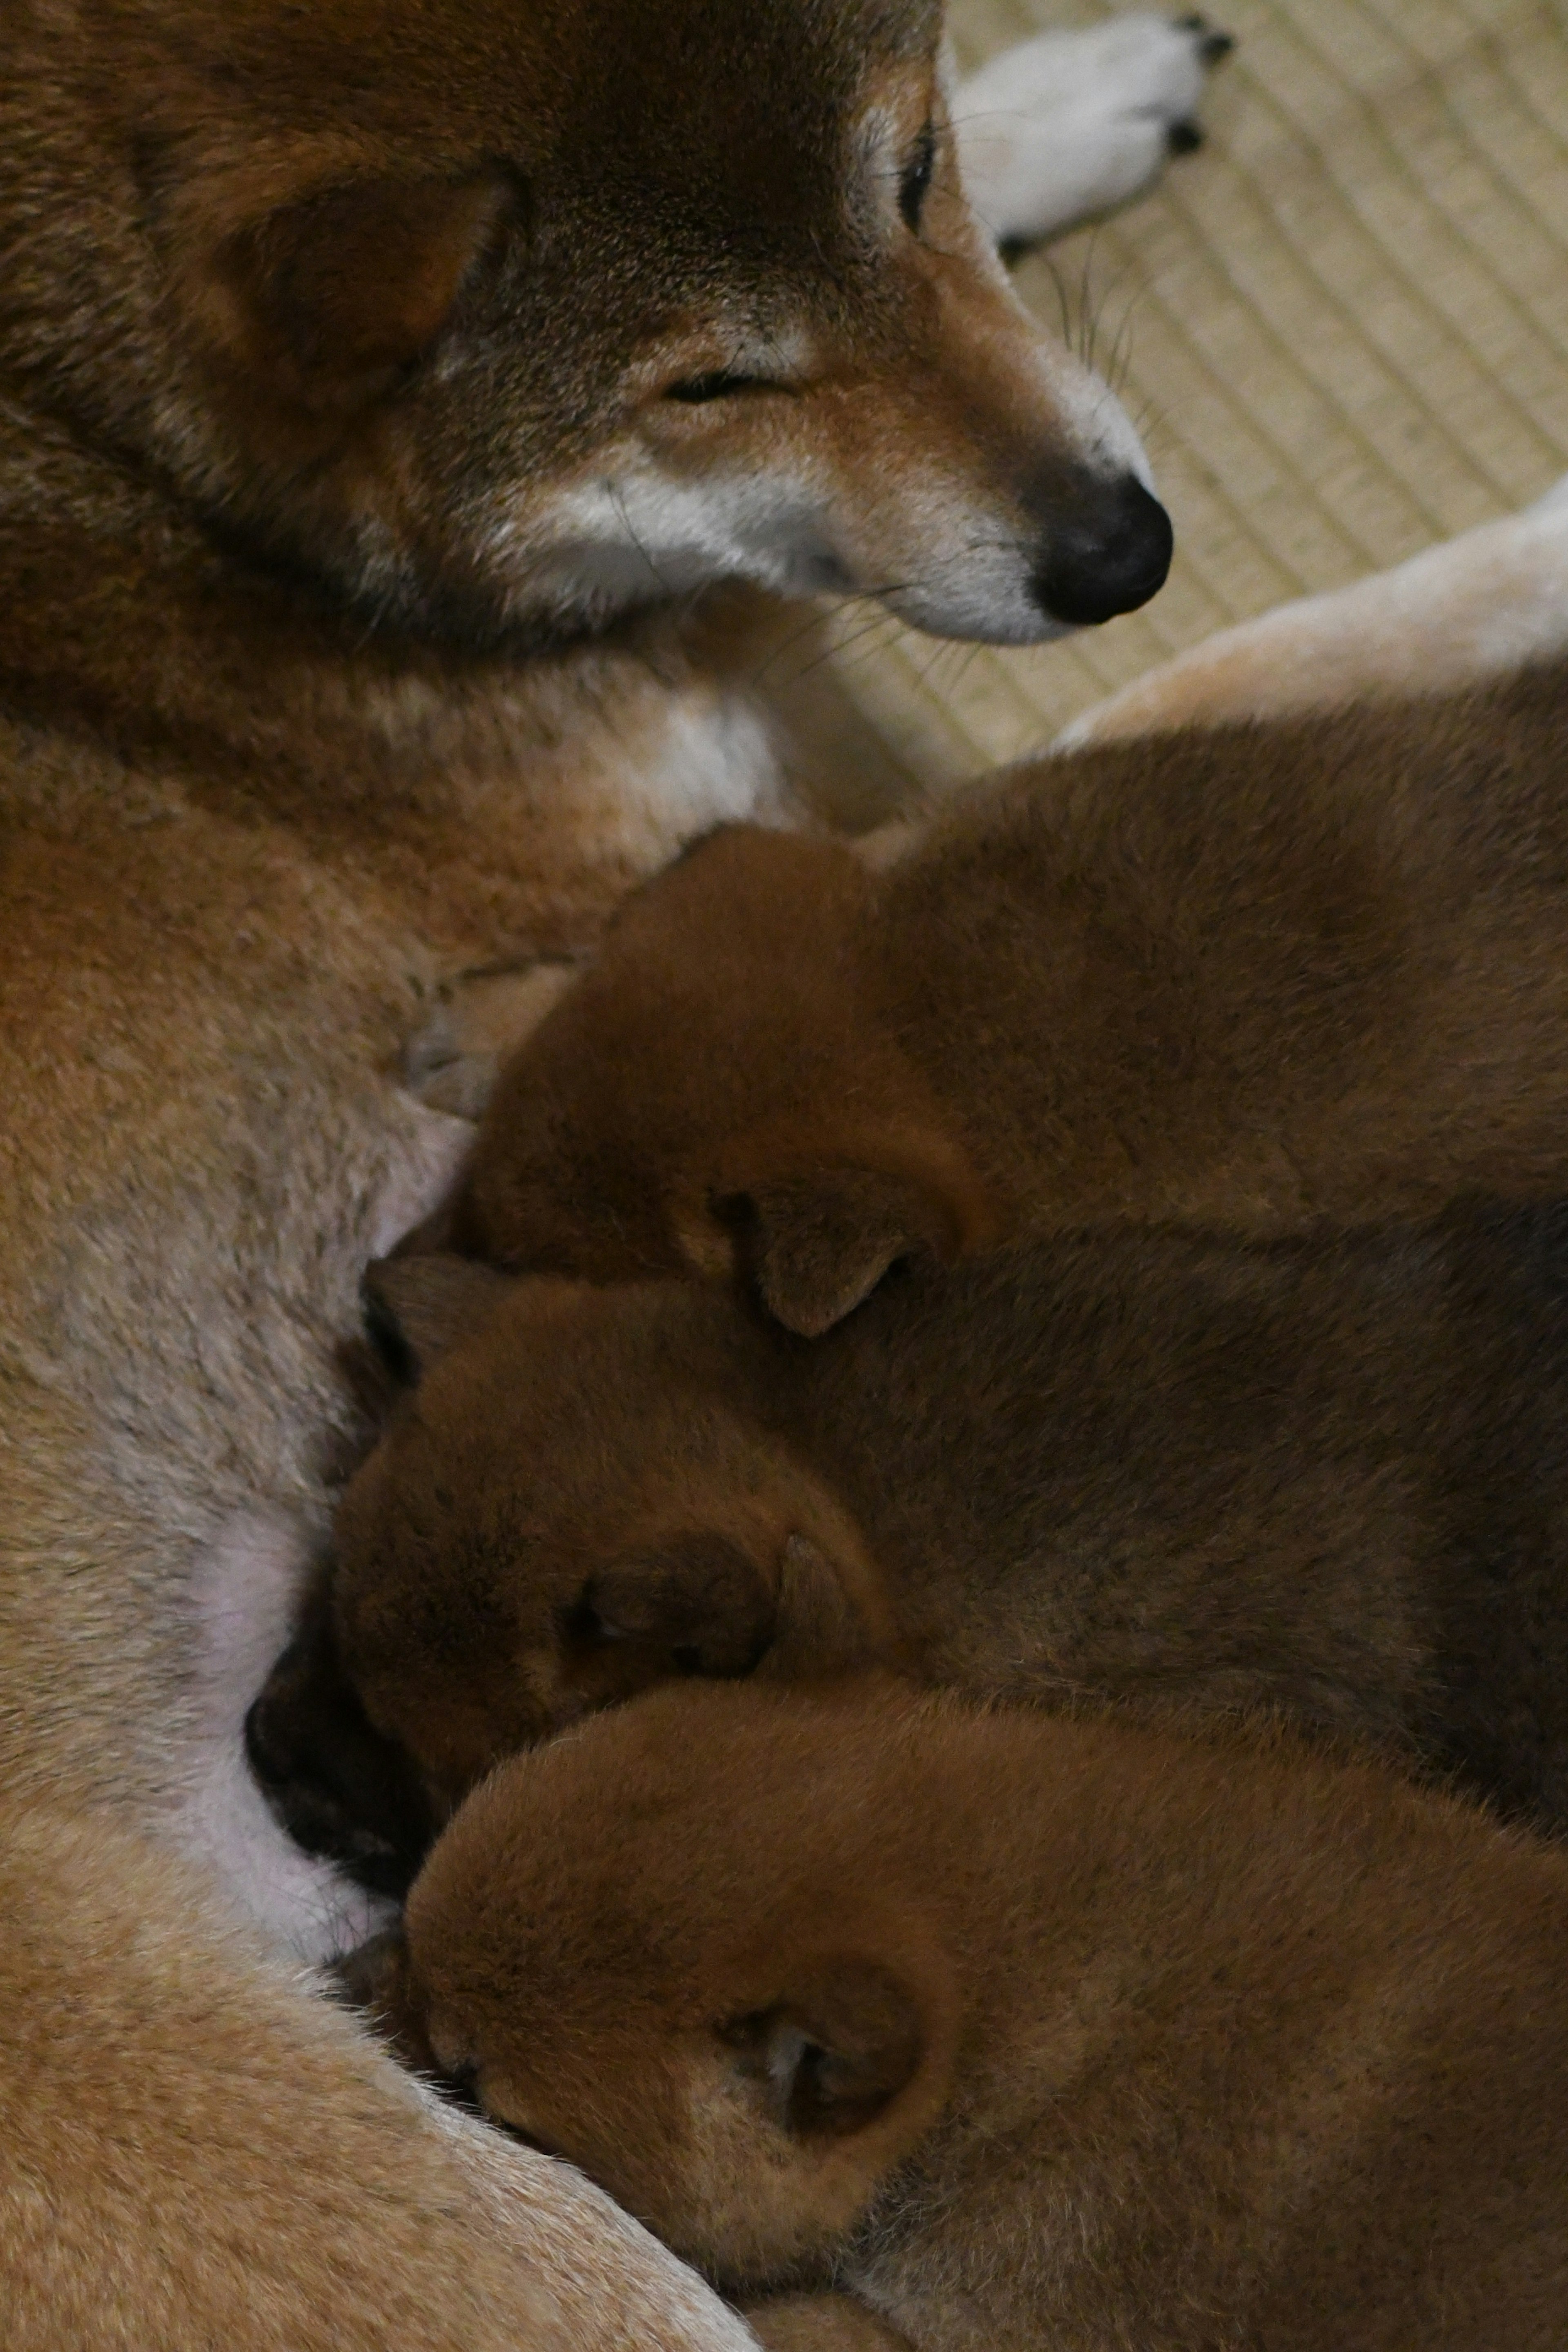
742,2296,912,2351
954,12,1234,252
403,963,581,1120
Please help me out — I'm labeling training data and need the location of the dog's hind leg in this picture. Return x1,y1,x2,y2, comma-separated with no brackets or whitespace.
953,13,1233,253
1059,474,1568,745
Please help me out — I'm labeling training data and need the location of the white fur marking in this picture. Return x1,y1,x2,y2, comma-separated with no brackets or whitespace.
166,1509,392,1965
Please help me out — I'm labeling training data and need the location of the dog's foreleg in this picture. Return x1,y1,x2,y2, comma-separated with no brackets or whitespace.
1060,474,1568,744
953,13,1233,253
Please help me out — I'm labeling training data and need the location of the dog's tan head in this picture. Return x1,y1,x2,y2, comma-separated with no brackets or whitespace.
455,823,1002,1334
355,1681,960,2287
10,0,1168,644
248,1260,894,1852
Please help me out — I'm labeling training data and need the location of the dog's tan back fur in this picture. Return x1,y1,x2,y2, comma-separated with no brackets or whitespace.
368,1680,1568,2351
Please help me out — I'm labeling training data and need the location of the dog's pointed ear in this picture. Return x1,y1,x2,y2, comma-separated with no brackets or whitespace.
733,1158,987,1339
199,166,522,415
734,1960,924,2139
362,1252,516,1383
585,1534,777,1679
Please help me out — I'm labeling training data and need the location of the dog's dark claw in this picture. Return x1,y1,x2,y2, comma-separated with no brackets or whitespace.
1175,13,1236,64
1167,119,1205,156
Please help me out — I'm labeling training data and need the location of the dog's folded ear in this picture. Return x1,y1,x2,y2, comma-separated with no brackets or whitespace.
733,1960,924,2139
585,1535,777,1680
362,1252,516,1383
729,1154,995,1339
193,165,523,416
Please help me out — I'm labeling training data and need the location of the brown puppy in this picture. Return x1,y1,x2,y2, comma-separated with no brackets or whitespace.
354,1679,1568,2351
252,1195,1568,1866
454,659,1568,1334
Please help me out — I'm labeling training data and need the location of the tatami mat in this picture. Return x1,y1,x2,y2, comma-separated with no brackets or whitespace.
779,0,1568,813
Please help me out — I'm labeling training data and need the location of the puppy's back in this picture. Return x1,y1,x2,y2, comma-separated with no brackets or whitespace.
780,1201,1568,1809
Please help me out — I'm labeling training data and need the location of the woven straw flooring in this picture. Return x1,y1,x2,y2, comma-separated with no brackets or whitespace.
777,0,1568,818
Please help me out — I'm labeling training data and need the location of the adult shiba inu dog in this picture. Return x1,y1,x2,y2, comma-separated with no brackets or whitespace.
0,0,1238,2343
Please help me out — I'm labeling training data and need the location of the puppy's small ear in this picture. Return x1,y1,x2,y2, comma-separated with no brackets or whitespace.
763,1534,880,1677
733,1960,923,2138
363,1253,515,1383
585,1534,776,1679
732,1163,974,1339
200,166,522,416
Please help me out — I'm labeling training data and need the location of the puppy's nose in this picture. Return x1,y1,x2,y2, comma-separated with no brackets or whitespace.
1033,475,1174,627
245,1630,435,1900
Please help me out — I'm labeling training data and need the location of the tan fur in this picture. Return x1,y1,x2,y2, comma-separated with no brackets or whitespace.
458,657,1568,1330
2,1804,744,2352
357,1680,1568,2350
0,0,1196,2336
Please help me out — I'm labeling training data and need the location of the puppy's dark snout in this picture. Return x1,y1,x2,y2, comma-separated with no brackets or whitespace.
246,1601,436,1901
1032,474,1174,627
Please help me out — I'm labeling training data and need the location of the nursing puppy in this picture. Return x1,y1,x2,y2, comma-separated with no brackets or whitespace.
351,1680,1568,2352
251,1196,1568,1876
452,658,1568,1334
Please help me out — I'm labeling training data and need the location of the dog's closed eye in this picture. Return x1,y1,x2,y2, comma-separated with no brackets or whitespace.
665,369,779,404
899,119,937,234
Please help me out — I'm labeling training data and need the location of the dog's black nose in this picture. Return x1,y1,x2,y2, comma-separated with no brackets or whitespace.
1033,476,1174,627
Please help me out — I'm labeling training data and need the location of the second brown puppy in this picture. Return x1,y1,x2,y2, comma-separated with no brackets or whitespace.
451,659,1568,1335
254,1196,1568,1860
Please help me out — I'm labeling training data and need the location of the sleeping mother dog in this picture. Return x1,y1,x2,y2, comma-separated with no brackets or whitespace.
0,2,1231,2345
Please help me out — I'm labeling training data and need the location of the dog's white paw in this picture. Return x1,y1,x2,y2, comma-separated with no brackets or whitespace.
954,12,1234,252
1528,470,1568,520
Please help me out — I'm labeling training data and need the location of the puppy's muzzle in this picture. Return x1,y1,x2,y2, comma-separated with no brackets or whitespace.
1033,475,1174,627
245,1608,436,1901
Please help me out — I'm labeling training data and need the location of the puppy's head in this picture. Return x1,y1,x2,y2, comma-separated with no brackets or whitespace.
356,1681,960,2286
262,1258,893,1828
18,0,1168,644
457,824,1001,1335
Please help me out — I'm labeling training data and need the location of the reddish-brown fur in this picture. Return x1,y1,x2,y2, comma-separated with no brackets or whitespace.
457,661,1568,1332
249,1192,1568,1881
354,1679,1568,2351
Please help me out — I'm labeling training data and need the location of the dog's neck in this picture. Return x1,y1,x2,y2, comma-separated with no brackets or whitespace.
0,391,788,967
